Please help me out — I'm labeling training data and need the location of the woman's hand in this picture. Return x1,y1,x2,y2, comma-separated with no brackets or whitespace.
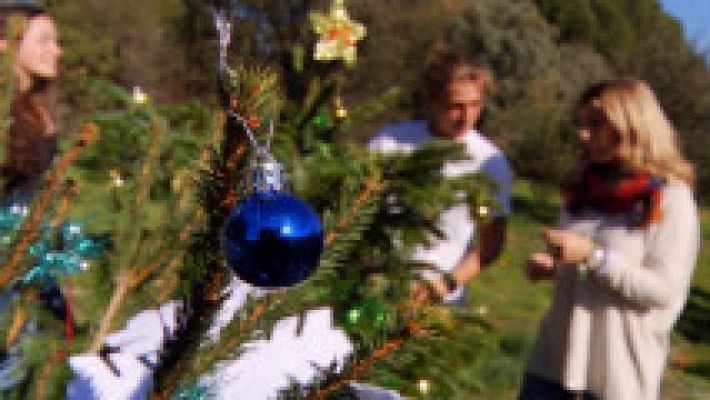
543,229,593,264
526,252,556,281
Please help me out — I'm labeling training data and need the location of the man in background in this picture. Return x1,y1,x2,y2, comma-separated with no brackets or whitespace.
369,50,512,305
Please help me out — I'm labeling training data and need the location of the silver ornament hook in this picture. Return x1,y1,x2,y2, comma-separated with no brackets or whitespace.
228,113,274,155
229,116,284,194
247,148,285,194
213,7,233,74
212,4,284,194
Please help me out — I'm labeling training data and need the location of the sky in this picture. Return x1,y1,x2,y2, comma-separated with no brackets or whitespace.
661,0,710,51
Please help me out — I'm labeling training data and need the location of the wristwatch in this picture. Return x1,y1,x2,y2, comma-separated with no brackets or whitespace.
586,245,606,270
579,244,606,280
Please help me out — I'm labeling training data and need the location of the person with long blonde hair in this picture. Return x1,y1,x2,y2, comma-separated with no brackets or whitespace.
1,4,61,201
0,4,64,391
521,79,699,400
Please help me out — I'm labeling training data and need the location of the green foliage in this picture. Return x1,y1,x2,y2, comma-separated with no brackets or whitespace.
47,0,710,199
49,0,194,111
67,79,211,231
535,0,637,62
0,79,214,398
444,0,611,186
149,47,500,396
533,0,710,200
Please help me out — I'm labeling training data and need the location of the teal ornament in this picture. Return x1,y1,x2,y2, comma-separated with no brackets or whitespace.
21,221,102,285
0,205,26,230
174,383,213,400
0,204,29,257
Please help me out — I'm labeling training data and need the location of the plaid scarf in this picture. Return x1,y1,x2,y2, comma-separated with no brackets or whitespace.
563,163,664,228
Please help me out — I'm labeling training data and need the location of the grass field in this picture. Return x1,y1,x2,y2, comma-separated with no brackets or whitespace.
465,181,710,399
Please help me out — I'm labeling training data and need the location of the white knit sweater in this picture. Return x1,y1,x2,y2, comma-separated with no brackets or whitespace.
527,179,699,400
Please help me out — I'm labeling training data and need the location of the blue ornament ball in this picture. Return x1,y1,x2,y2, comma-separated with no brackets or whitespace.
223,192,324,288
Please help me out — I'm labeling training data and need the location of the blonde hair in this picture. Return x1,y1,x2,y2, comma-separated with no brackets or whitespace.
422,49,495,101
577,79,695,185
1,6,58,197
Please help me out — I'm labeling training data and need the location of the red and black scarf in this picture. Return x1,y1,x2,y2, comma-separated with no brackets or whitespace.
563,163,664,228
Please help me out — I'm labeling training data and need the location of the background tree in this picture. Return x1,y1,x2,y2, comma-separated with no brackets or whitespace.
46,0,710,201
534,0,710,199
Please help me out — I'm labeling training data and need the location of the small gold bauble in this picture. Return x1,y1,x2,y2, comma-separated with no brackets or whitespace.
417,379,431,394
477,205,490,218
334,106,348,119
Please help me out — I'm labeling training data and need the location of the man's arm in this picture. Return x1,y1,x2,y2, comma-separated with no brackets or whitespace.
452,216,507,285
424,216,507,298
417,147,512,301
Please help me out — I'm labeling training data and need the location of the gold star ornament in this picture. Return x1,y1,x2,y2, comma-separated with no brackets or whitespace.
310,0,366,67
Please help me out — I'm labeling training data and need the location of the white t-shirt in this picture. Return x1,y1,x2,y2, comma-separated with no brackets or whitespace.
369,120,512,304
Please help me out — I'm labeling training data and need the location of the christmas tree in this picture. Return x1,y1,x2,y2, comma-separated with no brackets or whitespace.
1,1,501,398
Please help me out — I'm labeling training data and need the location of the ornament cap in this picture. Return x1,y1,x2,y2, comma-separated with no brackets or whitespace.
247,149,287,194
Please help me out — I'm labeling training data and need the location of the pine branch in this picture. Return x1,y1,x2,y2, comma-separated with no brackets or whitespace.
135,123,163,207
151,116,250,396
89,271,132,353
5,302,26,348
33,342,65,400
49,185,75,230
0,123,99,289
131,208,204,289
85,108,211,353
219,141,248,210
110,120,163,256
153,296,273,400
325,178,384,246
313,177,385,283
88,208,203,353
153,254,186,305
308,321,424,400
87,119,164,352
151,72,286,390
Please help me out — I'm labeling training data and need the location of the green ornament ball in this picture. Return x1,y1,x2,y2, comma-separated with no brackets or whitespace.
311,110,333,130
346,308,362,325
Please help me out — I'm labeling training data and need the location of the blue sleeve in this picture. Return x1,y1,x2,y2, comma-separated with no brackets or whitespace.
480,154,512,216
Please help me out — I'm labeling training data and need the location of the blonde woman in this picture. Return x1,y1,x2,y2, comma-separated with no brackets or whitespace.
521,79,699,400
1,4,61,201
1,4,63,391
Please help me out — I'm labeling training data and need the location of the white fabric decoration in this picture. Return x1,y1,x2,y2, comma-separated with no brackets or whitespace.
66,353,152,400
203,307,352,399
66,279,399,399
